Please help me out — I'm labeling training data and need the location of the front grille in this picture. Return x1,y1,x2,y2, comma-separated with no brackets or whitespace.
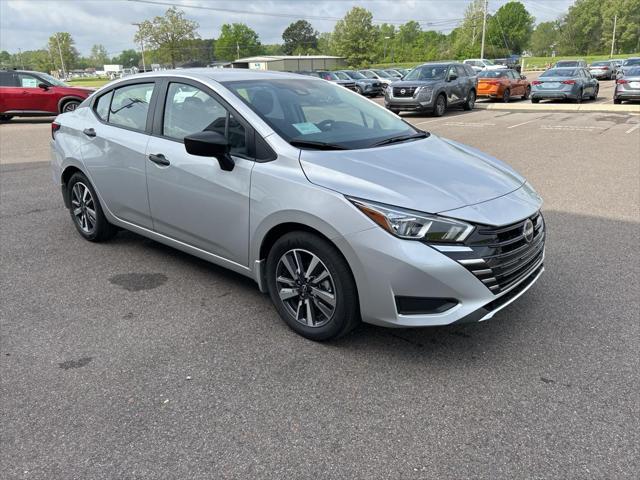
441,212,545,294
393,86,417,97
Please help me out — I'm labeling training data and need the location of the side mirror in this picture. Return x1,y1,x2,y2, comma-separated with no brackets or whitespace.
521,75,527,80
447,74,458,82
38,83,49,90
184,131,235,171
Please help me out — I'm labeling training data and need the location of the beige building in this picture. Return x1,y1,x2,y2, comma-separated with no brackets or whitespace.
231,55,346,72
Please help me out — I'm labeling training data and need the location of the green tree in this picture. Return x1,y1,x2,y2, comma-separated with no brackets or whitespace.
452,0,485,58
529,21,560,56
375,23,396,62
90,44,109,68
261,44,285,56
487,1,534,54
48,32,79,72
395,21,422,62
557,0,603,55
600,0,640,54
135,7,199,68
215,23,261,61
111,49,142,68
316,32,335,55
282,20,318,55
332,7,378,67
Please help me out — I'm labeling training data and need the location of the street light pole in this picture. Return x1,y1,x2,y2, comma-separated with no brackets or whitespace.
132,23,146,72
384,36,390,62
610,13,617,58
55,33,67,79
480,0,488,59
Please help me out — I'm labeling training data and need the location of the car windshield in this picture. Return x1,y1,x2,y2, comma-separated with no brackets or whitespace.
483,59,495,66
38,72,68,86
318,72,338,81
403,65,448,81
374,70,393,78
623,58,640,66
625,67,640,76
343,70,365,80
556,61,579,67
478,71,506,78
333,71,351,80
360,70,376,79
541,69,577,78
223,78,421,150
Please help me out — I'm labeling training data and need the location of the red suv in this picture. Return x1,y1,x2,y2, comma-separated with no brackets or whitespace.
0,69,94,122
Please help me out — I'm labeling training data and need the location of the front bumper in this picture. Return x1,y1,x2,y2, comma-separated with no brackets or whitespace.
385,93,434,111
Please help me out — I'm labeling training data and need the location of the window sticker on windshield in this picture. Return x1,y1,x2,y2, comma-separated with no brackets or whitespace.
292,122,322,135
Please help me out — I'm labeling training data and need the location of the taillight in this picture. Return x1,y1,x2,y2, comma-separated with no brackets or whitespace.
51,122,61,140
531,80,542,85
562,80,576,84
617,79,628,84
487,81,501,86
603,66,610,70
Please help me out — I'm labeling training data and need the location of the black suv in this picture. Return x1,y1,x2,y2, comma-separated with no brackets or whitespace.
384,62,478,116
334,70,383,96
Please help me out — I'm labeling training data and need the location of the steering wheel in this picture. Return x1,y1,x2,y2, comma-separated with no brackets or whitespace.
317,119,335,131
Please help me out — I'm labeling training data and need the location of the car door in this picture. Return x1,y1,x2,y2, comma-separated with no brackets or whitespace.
508,70,523,95
81,81,157,229
0,71,20,112
445,65,463,104
144,79,254,266
14,72,58,113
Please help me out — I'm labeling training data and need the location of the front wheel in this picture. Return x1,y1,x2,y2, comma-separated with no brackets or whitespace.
266,232,360,341
523,86,531,100
502,88,510,103
355,86,363,95
463,90,475,110
433,94,446,116
67,172,117,242
591,85,599,100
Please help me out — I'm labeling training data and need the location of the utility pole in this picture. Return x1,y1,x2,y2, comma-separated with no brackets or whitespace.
480,0,488,59
55,33,67,79
18,48,25,69
132,23,146,72
384,36,390,62
610,13,617,58
236,42,240,60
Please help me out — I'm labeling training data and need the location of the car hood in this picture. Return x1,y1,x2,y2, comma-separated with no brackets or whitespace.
390,79,443,88
299,134,526,214
56,86,95,95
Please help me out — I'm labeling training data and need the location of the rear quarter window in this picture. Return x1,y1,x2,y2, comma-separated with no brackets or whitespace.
94,91,113,121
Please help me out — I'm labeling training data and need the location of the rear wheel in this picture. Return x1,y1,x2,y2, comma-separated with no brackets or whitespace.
523,86,531,100
502,88,511,103
462,90,475,110
266,232,360,341
67,172,117,242
531,97,540,104
613,98,622,104
591,85,599,100
575,88,583,104
355,85,363,95
61,100,80,113
433,94,446,116
0,114,13,122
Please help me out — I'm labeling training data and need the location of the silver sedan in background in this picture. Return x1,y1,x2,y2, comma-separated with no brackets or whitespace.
531,67,599,103
614,66,640,104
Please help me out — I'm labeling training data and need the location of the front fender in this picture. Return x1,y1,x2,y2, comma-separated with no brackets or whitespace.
57,95,85,113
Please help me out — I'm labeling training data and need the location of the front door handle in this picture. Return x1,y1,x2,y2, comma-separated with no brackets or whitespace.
83,128,96,137
148,153,170,166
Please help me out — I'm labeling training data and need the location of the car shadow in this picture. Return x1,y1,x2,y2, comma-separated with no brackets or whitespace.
1,117,56,125
105,209,638,364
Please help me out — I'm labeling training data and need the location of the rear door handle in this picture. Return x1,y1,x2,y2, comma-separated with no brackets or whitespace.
83,128,96,137
148,153,170,166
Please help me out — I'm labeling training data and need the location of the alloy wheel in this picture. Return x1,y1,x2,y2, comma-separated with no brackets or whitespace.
70,182,97,234
275,249,336,328
436,96,446,116
63,102,79,112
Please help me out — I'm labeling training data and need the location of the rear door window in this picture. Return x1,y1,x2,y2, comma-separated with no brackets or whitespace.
109,83,155,132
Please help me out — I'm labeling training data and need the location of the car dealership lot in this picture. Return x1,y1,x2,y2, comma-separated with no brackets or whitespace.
1,109,639,478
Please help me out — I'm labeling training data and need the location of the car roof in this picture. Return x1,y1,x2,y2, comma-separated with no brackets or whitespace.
118,68,310,83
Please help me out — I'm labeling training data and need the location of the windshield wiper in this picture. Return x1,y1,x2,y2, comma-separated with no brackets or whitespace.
371,131,429,147
289,139,348,150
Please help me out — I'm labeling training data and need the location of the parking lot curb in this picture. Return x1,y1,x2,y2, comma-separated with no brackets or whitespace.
474,102,640,114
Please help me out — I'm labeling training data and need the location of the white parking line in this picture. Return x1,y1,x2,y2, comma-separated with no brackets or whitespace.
540,125,607,131
413,118,446,126
441,122,496,128
625,123,640,134
507,117,541,129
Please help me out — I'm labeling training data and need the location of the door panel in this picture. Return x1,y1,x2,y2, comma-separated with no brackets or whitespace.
15,73,57,112
145,81,254,266
81,82,156,228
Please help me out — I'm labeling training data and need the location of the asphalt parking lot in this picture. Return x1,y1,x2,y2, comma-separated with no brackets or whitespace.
1,105,639,478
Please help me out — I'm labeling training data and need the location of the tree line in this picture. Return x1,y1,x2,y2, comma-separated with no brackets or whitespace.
1,0,638,73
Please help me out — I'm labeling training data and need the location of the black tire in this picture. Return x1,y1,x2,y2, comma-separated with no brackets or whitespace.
531,97,540,104
591,85,599,100
575,88,583,104
0,114,13,122
355,85,363,95
613,98,622,104
67,172,117,242
433,93,446,116
389,108,400,115
523,86,531,100
502,88,510,103
266,232,360,341
61,100,80,113
462,89,475,110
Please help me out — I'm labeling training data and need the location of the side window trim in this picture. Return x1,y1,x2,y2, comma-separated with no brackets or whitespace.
151,76,275,162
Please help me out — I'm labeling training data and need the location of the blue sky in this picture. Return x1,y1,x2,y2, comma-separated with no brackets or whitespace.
1,0,574,55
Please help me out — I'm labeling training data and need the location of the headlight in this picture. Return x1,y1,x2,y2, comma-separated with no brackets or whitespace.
349,198,474,242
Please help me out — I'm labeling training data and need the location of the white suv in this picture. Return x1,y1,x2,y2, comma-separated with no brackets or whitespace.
463,59,509,73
